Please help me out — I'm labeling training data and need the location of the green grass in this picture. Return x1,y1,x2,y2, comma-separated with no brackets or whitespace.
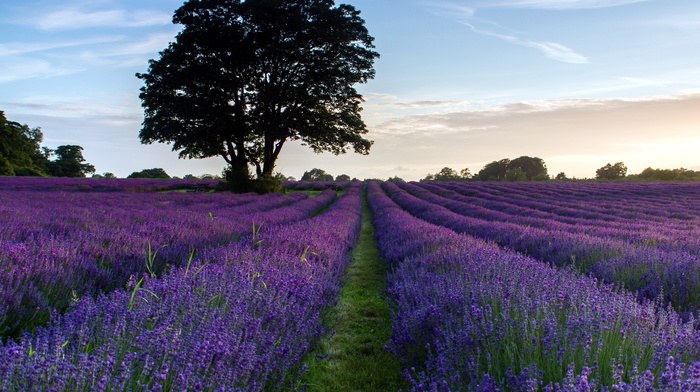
301,193,408,392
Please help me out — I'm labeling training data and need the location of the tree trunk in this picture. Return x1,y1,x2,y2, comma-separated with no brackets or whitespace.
223,155,252,193
261,138,285,177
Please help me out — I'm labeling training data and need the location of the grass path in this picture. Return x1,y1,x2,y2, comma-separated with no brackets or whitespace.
301,191,408,391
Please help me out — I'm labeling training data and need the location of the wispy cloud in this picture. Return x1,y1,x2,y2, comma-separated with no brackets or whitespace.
28,8,171,31
366,93,700,177
378,100,469,108
0,60,80,84
105,32,176,57
425,2,589,64
525,41,589,63
371,94,700,138
2,96,142,120
0,31,176,83
0,36,124,56
480,0,651,9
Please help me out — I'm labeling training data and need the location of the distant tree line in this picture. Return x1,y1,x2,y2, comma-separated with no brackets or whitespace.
421,167,472,182
420,158,700,183
421,156,549,182
298,168,404,183
1,112,230,181
300,168,355,182
127,168,171,179
632,167,700,182
1,111,95,178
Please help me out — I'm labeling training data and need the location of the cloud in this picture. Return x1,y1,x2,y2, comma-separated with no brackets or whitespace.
105,32,176,57
365,93,400,101
366,94,700,177
34,8,171,30
0,60,82,84
0,31,177,83
378,100,469,108
525,41,589,63
425,2,589,64
0,36,125,56
482,0,650,9
374,94,700,136
1,98,142,119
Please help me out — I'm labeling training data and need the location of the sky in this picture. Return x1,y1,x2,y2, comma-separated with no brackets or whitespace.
1,0,699,181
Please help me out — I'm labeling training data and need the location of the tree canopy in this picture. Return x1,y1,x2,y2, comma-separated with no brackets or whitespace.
1,111,96,178
596,162,627,180
127,168,171,179
636,167,700,182
45,145,96,178
421,167,471,182
0,111,48,176
335,174,351,182
301,168,333,182
474,156,548,181
137,0,379,192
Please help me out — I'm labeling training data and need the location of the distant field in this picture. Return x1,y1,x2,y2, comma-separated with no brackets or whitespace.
2,177,700,391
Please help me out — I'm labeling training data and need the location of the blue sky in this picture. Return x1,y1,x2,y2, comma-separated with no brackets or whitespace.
1,0,699,180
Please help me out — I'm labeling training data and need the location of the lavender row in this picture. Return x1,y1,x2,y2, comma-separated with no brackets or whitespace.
0,188,338,339
430,182,697,229
410,181,700,283
367,181,700,391
382,182,700,313
0,183,363,391
411,182,700,253
283,181,352,191
444,182,700,224
0,177,219,192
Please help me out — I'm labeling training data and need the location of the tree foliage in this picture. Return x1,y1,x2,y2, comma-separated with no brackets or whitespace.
0,111,48,176
92,172,117,179
475,156,548,181
475,159,510,181
127,168,171,179
421,167,471,182
137,0,379,192
1,111,97,178
509,156,549,181
636,167,700,182
301,168,333,182
45,145,96,178
596,162,627,180
555,172,568,181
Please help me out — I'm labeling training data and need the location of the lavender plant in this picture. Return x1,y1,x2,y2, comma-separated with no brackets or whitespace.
0,182,364,391
383,181,700,313
367,182,700,391
0,181,337,339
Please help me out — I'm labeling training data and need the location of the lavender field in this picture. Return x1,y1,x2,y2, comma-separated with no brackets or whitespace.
2,178,700,391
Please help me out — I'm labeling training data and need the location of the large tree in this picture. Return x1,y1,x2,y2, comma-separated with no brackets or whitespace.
475,159,511,181
475,156,548,181
508,156,548,181
45,145,96,178
137,0,378,191
301,167,333,182
596,162,627,180
127,168,171,179
0,111,48,176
